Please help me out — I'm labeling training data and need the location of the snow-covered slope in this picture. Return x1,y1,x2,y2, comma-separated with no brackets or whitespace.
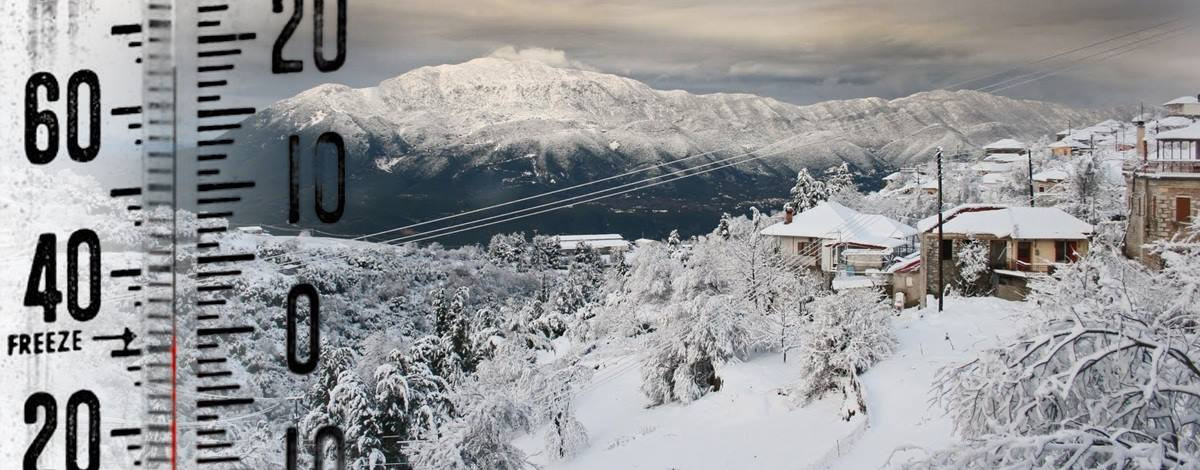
517,296,1027,469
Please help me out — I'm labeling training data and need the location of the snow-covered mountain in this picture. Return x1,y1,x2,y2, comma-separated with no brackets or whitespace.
222,57,1114,241
236,57,1110,178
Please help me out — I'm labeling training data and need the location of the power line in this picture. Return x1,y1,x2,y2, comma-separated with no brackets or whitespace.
254,21,1187,270
262,17,1187,263
942,18,1181,90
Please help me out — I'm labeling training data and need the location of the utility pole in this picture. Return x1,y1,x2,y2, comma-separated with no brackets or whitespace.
1027,148,1035,207
936,147,945,313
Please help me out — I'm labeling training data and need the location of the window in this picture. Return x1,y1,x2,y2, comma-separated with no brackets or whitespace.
1054,241,1070,263
1178,197,1192,223
940,239,954,260
1038,187,1045,193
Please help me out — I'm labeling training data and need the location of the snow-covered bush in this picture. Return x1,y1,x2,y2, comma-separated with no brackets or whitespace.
921,231,1200,468
795,288,895,407
641,293,750,405
410,344,591,470
954,239,991,296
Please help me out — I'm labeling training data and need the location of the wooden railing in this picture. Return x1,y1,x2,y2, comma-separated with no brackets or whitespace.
1125,159,1200,175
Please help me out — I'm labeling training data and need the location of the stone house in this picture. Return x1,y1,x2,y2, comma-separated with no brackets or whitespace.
918,204,1093,303
1124,122,1200,267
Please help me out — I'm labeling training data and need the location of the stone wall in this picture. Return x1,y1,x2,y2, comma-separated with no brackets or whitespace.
1125,174,1200,266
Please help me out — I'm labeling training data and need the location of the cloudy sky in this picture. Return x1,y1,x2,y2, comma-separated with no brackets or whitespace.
237,0,1200,109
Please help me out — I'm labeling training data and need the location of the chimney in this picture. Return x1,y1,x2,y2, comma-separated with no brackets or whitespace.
785,206,795,224
1136,119,1147,162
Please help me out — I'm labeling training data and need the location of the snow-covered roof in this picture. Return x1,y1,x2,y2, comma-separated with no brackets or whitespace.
831,276,886,291
1032,169,1069,182
1156,122,1200,141
882,172,903,181
917,204,1006,232
920,179,940,190
972,161,1015,173
557,234,623,242
981,173,1010,185
918,205,1092,240
761,201,917,248
984,153,1026,163
885,252,922,274
560,239,630,250
1050,139,1085,149
1164,95,1199,106
1152,116,1194,129
983,138,1025,150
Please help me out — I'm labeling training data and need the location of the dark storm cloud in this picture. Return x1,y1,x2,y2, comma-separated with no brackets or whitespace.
263,0,1200,108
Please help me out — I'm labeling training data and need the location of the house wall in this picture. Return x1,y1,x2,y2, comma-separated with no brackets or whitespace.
1124,174,1200,266
1033,180,1060,193
772,235,821,268
1166,102,1200,117
891,272,923,308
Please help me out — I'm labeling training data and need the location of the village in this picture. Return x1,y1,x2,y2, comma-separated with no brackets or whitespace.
548,93,1200,311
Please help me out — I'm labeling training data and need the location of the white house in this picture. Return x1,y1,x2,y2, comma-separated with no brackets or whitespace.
983,138,1027,156
1164,95,1200,118
761,201,918,273
555,234,630,255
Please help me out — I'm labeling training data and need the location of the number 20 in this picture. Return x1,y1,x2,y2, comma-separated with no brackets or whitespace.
273,0,347,73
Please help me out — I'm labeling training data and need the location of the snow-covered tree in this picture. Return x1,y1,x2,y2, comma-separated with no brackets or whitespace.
794,288,895,412
530,234,561,270
641,294,750,405
1046,150,1125,225
328,371,384,469
824,163,858,199
540,359,593,461
954,239,991,296
920,230,1200,468
487,232,527,267
789,168,829,212
711,208,793,313
409,344,543,470
374,346,454,460
667,229,682,250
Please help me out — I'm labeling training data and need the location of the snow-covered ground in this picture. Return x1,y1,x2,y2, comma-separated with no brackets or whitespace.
520,296,1027,469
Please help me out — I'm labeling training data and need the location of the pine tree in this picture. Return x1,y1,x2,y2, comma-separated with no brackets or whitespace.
374,347,454,463
446,287,477,373
789,168,829,211
824,163,856,194
530,235,561,270
667,229,682,250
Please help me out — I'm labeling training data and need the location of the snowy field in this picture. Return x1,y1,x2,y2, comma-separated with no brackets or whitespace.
519,297,1027,469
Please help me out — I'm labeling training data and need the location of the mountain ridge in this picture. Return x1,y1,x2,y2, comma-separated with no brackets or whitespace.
220,57,1118,242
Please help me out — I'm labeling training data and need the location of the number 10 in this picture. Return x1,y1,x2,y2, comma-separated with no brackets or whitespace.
288,132,345,224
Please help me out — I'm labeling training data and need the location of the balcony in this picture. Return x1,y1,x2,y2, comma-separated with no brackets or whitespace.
1125,159,1200,175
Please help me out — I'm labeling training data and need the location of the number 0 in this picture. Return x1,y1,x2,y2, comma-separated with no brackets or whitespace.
286,283,320,374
